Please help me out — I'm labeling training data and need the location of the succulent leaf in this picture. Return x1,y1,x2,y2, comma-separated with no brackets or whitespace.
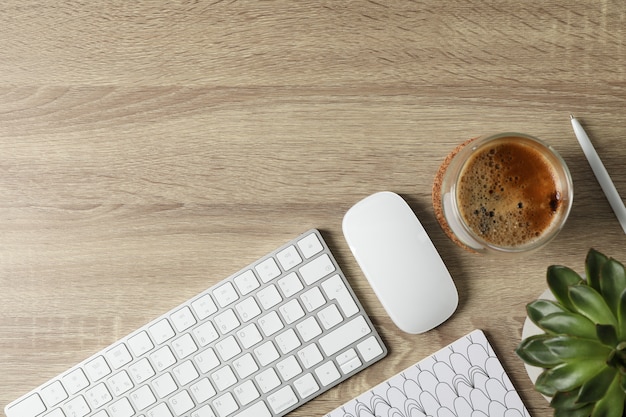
586,248,609,292
544,335,612,360
535,369,559,397
554,404,595,417
600,258,626,316
538,312,598,339
617,289,626,340
590,373,625,417
515,334,562,368
526,299,569,327
596,324,619,347
539,359,607,393
568,284,618,327
550,389,590,411
578,366,617,403
547,265,584,312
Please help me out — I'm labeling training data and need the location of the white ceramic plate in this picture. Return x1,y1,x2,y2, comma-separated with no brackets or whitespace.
521,288,556,402
521,288,554,385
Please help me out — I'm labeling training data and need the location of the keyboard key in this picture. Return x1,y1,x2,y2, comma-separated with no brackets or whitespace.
300,287,326,312
357,335,385,362
233,270,260,296
322,274,359,317
211,366,237,391
148,320,175,345
193,321,219,346
150,346,176,372
190,378,216,404
64,395,90,417
194,348,220,374
191,294,218,320
128,331,154,357
213,282,239,308
152,373,177,398
130,385,156,411
214,309,240,335
278,299,305,324
169,390,194,416
47,409,68,417
172,333,198,359
212,392,238,417
276,245,303,271
257,285,282,310
108,371,134,396
276,355,302,381
277,272,304,297
297,344,323,369
255,258,281,283
170,306,197,332
106,344,132,370
275,328,301,354
215,335,241,361
85,383,113,409
318,315,371,356
41,381,68,407
236,323,263,349
315,361,341,386
109,397,135,417
192,405,217,417
318,304,343,329
337,348,362,374
233,401,271,417
297,233,323,258
172,360,199,386
253,341,280,367
258,311,283,337
296,316,322,342
6,394,46,417
232,353,258,379
85,356,111,382
299,254,335,285
294,373,320,399
234,297,261,322
267,386,298,414
255,368,281,394
146,403,172,417
128,358,155,383
233,380,259,406
62,369,90,395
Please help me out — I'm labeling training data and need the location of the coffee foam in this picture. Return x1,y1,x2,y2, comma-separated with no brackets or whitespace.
456,139,563,248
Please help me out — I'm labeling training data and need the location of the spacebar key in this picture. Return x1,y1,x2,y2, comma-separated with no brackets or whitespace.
318,316,371,356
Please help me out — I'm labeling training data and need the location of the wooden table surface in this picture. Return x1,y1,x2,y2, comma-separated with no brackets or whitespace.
2,2,626,416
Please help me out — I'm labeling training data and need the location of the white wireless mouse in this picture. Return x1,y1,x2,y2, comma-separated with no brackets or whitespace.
342,191,458,334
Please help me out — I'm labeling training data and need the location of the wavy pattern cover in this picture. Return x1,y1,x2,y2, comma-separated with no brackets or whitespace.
325,330,530,417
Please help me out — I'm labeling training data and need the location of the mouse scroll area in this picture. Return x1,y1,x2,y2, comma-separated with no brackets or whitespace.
343,191,458,334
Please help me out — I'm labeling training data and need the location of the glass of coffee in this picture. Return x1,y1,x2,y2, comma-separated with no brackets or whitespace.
433,133,573,255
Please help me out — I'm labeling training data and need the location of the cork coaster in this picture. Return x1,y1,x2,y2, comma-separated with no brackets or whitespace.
432,137,478,253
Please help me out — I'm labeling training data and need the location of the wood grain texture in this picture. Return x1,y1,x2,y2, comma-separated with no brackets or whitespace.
2,1,626,416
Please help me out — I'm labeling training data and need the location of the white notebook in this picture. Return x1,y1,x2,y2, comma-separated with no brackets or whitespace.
325,329,530,417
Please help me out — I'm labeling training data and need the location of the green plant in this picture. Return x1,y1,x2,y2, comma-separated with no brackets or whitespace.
516,249,626,417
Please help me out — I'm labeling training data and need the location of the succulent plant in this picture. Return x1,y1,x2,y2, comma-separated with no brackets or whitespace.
516,249,626,417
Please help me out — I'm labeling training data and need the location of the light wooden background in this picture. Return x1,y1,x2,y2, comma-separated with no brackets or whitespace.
2,2,626,416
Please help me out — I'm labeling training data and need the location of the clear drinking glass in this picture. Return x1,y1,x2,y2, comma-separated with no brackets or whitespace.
435,133,573,255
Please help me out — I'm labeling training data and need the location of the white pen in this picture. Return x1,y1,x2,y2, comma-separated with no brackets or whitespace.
570,114,626,234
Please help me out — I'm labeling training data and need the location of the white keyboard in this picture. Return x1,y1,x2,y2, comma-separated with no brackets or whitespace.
6,229,387,417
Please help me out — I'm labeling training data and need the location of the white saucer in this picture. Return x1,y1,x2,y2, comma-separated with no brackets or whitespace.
520,288,554,400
